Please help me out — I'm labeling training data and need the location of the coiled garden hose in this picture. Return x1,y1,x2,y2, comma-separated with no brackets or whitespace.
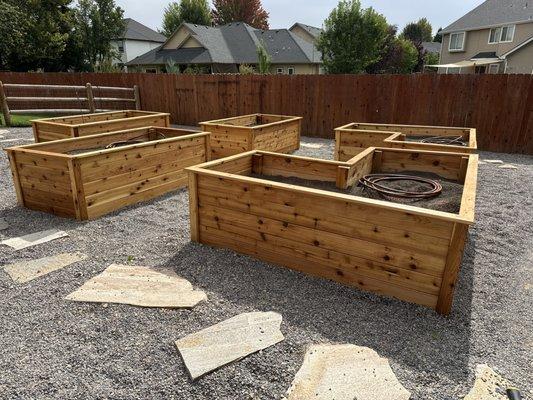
420,135,467,146
358,174,443,199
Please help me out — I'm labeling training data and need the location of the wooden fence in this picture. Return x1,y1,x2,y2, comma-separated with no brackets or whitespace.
0,72,531,154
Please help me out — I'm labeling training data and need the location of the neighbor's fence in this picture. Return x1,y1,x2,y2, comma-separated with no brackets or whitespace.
0,72,531,154
0,80,140,125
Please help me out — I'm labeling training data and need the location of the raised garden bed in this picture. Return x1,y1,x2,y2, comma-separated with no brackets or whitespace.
199,114,302,159
186,148,478,315
335,122,477,161
32,110,170,142
5,126,209,220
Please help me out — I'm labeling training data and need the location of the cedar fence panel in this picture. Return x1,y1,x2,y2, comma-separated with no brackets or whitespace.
0,72,531,154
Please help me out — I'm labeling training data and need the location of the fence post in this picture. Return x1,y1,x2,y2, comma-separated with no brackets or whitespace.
86,83,96,113
0,81,12,126
133,85,141,110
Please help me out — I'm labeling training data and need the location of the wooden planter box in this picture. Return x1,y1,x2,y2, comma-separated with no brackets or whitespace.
335,122,477,161
32,110,170,142
187,148,478,315
199,114,302,159
6,126,209,220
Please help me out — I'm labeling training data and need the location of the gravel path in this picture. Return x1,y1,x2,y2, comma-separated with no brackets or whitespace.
0,128,532,399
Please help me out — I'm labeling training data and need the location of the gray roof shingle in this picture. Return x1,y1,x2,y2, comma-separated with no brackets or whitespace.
422,42,442,54
127,22,322,66
441,0,533,34
117,18,166,43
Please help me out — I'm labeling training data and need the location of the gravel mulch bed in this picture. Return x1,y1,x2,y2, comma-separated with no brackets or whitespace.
0,128,532,399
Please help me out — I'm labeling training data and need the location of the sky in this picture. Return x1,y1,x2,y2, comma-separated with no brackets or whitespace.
116,0,486,34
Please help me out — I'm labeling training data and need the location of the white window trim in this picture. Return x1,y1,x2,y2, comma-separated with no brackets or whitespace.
287,66,295,75
488,25,515,44
276,67,285,74
488,64,500,74
449,32,466,52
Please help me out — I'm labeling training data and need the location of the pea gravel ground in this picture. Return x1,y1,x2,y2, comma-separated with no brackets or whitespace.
0,127,532,400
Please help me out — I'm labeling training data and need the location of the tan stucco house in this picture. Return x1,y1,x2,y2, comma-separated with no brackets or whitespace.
127,22,323,74
435,0,533,74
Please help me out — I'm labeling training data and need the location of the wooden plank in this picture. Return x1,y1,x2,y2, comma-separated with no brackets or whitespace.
436,223,469,315
189,172,199,241
6,150,24,205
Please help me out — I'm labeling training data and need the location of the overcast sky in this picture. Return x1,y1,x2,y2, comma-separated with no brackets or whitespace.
116,0,485,34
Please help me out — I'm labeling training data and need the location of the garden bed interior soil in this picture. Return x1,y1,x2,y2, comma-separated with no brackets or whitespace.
249,171,463,213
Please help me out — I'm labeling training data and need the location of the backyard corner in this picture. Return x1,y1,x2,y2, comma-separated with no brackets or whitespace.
0,127,531,399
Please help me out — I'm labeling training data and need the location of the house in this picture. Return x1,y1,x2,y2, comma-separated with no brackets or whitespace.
289,23,323,43
126,22,323,74
111,18,166,68
422,42,442,55
436,0,533,74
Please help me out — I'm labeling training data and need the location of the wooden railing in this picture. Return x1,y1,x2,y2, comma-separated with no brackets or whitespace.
0,81,140,125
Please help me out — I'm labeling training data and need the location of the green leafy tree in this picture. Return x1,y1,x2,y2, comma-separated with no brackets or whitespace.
4,0,74,71
433,27,443,43
401,18,433,46
212,0,269,30
366,25,417,74
161,0,212,37
73,0,125,71
424,51,440,67
256,41,271,74
317,0,389,74
166,59,180,73
0,2,29,70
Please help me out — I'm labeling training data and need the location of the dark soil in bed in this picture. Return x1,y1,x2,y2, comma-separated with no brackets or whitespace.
250,171,463,213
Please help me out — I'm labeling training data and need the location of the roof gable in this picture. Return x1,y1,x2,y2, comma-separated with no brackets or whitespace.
441,0,533,34
119,18,166,42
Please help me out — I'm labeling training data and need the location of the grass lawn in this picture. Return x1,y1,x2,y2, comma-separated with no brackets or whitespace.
1,114,56,127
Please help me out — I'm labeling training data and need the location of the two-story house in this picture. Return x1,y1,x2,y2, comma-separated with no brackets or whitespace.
436,0,533,74
111,18,166,69
126,22,323,74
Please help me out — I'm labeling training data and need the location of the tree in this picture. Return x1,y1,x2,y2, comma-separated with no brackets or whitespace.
256,41,271,73
433,27,443,43
316,0,389,74
0,2,28,70
366,25,417,74
4,0,74,71
401,18,433,46
73,0,125,71
401,18,434,72
212,0,269,30
161,0,212,37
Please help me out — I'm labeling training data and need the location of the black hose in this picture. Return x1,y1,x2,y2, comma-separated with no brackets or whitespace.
358,174,442,199
420,135,467,146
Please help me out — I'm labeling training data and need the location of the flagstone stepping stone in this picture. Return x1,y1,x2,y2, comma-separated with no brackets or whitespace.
0,218,8,231
498,164,518,170
464,364,512,400
1,229,68,250
66,264,206,308
3,252,87,284
0,129,8,135
175,311,284,380
285,344,410,400
483,160,504,164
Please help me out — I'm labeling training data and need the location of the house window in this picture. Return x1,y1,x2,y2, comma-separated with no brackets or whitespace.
449,32,465,51
145,68,157,73
488,64,500,74
118,45,124,53
277,67,285,74
287,67,295,75
489,25,515,43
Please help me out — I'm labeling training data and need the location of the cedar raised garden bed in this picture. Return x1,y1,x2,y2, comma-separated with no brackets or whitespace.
186,148,478,315
6,126,209,220
335,122,477,161
32,110,170,142
199,113,302,159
